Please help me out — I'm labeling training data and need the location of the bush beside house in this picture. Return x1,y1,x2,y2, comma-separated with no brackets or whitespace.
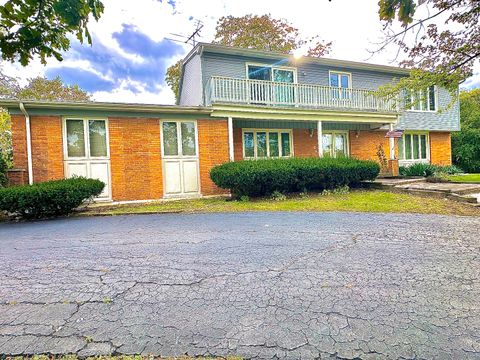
210,157,380,197
0,155,7,188
0,177,104,219
399,163,462,177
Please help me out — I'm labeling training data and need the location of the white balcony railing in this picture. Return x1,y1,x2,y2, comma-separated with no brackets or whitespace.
206,76,398,113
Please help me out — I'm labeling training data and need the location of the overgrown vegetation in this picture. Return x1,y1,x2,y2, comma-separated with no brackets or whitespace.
0,153,8,187
452,89,480,173
210,157,380,197
0,177,104,219
399,163,462,177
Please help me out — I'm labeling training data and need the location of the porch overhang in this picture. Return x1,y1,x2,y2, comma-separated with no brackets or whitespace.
210,104,398,124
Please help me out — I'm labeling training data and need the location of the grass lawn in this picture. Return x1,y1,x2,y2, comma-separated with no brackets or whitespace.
84,189,480,217
448,173,480,183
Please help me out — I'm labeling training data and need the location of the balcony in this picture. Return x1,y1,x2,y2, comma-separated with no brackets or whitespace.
206,76,398,113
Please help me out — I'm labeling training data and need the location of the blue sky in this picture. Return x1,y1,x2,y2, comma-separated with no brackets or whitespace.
2,0,478,104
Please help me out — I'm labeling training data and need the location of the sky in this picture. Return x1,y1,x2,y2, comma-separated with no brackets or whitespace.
2,0,479,104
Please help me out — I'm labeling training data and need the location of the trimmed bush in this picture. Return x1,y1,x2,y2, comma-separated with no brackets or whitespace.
0,177,105,219
210,157,380,197
399,163,462,177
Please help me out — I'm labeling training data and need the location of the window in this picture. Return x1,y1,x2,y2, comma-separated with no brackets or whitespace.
162,121,197,157
65,119,108,159
329,71,351,99
247,64,296,105
398,132,429,161
404,86,436,111
243,130,293,159
322,131,348,158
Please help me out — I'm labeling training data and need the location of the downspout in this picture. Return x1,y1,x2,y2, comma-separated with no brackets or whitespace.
19,102,33,185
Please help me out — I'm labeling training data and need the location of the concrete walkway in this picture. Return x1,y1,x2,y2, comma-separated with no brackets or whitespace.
373,178,480,203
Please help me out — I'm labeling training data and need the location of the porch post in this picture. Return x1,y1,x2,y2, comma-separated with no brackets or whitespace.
228,116,234,161
389,123,395,160
317,120,323,157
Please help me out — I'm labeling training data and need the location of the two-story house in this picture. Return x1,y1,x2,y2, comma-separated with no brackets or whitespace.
2,43,459,202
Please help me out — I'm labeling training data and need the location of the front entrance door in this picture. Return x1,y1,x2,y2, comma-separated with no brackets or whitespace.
161,121,200,197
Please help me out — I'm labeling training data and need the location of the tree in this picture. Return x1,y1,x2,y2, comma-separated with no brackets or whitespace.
0,72,91,169
165,60,182,104
165,14,332,102
458,88,480,130
0,0,104,66
16,76,91,101
375,0,479,103
213,14,332,55
452,89,480,172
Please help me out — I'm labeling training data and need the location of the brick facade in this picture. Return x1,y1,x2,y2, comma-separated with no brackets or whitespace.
430,132,452,166
293,129,318,157
349,130,397,162
109,118,164,201
198,119,230,195
11,115,64,183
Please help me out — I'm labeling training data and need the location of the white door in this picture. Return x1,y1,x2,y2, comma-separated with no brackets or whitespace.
63,118,111,200
161,121,200,197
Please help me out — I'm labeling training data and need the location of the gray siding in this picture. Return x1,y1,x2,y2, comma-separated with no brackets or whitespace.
199,51,460,132
179,54,202,106
398,87,460,131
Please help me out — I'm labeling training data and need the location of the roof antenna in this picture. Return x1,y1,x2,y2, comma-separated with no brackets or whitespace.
185,19,204,47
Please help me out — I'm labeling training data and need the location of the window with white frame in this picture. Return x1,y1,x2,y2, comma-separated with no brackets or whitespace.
65,119,108,159
398,132,429,161
404,86,437,111
243,130,292,159
329,71,351,100
322,131,349,158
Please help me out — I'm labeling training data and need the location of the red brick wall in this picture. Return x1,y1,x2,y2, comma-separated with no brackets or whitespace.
233,127,243,161
109,117,163,201
11,115,64,183
198,119,230,195
349,130,397,161
30,116,64,182
430,132,452,166
11,114,28,173
293,129,318,157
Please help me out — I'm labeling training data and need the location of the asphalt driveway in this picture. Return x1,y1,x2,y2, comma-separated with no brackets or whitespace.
1,212,479,359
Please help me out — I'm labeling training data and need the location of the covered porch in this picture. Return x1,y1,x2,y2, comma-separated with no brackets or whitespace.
213,104,400,176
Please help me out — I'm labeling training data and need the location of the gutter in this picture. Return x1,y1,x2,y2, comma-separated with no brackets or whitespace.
19,102,33,185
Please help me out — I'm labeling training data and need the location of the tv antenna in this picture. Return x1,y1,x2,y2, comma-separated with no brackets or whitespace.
165,19,204,47
185,20,204,46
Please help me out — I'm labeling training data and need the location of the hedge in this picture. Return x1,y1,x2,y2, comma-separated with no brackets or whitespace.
210,157,380,197
0,177,105,219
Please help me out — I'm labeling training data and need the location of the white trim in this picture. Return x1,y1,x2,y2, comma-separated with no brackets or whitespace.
160,120,201,198
321,130,350,158
405,86,437,113
228,116,234,161
328,70,352,89
389,123,395,160
398,131,430,163
19,103,33,185
317,121,323,157
241,128,294,159
245,62,298,83
62,117,112,200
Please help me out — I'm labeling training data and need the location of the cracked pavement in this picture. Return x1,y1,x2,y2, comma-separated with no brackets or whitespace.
0,212,480,359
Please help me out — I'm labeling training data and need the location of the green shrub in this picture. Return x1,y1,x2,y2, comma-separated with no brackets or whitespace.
210,157,380,197
0,177,105,219
399,163,463,177
452,129,480,173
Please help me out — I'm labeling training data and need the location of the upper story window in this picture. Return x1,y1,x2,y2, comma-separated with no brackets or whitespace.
329,71,351,99
247,64,297,105
404,86,437,112
247,64,296,84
